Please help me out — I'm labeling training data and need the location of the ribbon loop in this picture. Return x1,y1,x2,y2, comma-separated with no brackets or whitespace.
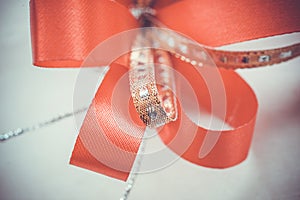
30,0,138,67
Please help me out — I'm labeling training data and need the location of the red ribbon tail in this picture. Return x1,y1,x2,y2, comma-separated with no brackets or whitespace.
70,64,146,181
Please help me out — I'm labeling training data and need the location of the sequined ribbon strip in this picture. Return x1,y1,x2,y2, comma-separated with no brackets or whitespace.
129,28,177,128
148,14,300,69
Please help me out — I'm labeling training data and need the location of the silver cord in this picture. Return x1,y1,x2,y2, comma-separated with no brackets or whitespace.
0,107,88,141
120,138,147,200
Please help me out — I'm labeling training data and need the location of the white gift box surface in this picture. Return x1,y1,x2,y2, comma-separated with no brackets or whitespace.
0,1,300,200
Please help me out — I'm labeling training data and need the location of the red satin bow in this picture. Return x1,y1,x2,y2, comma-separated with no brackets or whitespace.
30,0,300,181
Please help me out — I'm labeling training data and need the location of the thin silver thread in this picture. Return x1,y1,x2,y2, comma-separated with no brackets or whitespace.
120,139,147,200
0,107,88,141
0,106,147,200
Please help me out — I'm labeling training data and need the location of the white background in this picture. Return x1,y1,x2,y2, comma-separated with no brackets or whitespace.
0,1,300,200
